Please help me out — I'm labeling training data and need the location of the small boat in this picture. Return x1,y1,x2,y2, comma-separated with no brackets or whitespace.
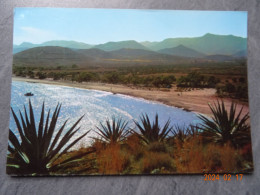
24,92,34,96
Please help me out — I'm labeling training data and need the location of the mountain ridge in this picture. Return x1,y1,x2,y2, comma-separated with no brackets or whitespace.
13,40,93,54
149,33,247,55
93,40,149,51
158,45,205,58
13,34,247,57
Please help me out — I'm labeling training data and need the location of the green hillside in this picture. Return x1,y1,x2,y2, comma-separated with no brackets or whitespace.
78,48,119,59
158,45,205,58
140,41,159,48
13,46,93,66
94,40,149,51
13,40,93,54
41,40,92,49
149,33,247,55
13,34,247,56
13,46,188,67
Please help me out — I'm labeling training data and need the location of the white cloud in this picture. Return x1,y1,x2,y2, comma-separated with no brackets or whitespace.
14,26,66,44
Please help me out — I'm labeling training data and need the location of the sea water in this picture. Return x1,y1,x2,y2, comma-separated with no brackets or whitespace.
10,81,202,146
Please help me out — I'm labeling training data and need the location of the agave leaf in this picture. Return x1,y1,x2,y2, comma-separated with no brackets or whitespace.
8,130,30,164
44,104,61,148
49,115,84,152
7,101,90,175
50,148,95,172
48,119,68,152
38,102,45,142
42,104,60,157
56,130,90,159
28,99,37,142
94,117,129,144
198,100,250,147
11,108,28,145
132,113,172,144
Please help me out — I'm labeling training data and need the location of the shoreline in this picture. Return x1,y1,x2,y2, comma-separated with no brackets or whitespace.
12,76,249,116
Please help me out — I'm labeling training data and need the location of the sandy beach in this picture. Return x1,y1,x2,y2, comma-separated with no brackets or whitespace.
12,76,249,117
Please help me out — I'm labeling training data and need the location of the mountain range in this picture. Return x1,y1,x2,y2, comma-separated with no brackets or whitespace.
14,33,247,54
13,40,93,54
144,33,247,55
13,33,247,67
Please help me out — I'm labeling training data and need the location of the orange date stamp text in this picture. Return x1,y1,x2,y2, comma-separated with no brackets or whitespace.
204,174,243,181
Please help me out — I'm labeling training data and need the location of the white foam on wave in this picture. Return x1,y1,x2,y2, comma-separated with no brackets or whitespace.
111,107,134,120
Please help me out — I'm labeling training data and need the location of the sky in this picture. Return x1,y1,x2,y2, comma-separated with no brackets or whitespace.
13,8,247,45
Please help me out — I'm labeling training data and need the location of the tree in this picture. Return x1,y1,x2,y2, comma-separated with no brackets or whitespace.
36,71,46,79
71,64,78,69
225,83,236,93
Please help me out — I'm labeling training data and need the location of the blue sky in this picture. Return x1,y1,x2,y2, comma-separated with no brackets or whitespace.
13,8,247,45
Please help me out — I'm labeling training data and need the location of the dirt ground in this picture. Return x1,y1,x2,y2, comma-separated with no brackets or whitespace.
12,76,249,117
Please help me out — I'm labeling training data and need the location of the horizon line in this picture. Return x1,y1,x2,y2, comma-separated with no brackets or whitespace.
13,33,247,46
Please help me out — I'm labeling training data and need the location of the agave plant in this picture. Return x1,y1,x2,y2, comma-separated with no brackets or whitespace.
198,100,250,147
132,113,172,145
6,100,91,175
171,125,189,143
171,124,200,143
94,117,129,144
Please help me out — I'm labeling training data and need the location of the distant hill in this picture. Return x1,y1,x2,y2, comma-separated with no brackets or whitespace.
140,41,159,48
94,40,149,51
13,47,31,54
19,42,36,48
109,48,159,58
232,50,247,58
108,48,183,61
13,33,247,66
77,48,119,59
13,46,189,67
13,40,93,54
13,34,247,57
148,33,247,55
41,40,93,49
13,46,93,66
13,42,36,54
158,45,205,58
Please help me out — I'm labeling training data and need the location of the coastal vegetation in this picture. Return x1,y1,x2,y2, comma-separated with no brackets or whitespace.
7,100,253,175
12,59,248,101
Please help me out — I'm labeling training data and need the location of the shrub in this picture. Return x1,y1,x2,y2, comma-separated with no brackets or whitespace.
96,143,131,174
6,100,90,175
198,100,250,148
36,71,47,79
126,134,145,161
94,117,129,144
142,151,174,173
132,113,172,145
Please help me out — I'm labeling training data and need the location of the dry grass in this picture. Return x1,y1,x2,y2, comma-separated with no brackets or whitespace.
50,146,96,175
50,130,252,175
126,134,145,161
141,151,175,174
174,136,243,173
95,143,131,174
